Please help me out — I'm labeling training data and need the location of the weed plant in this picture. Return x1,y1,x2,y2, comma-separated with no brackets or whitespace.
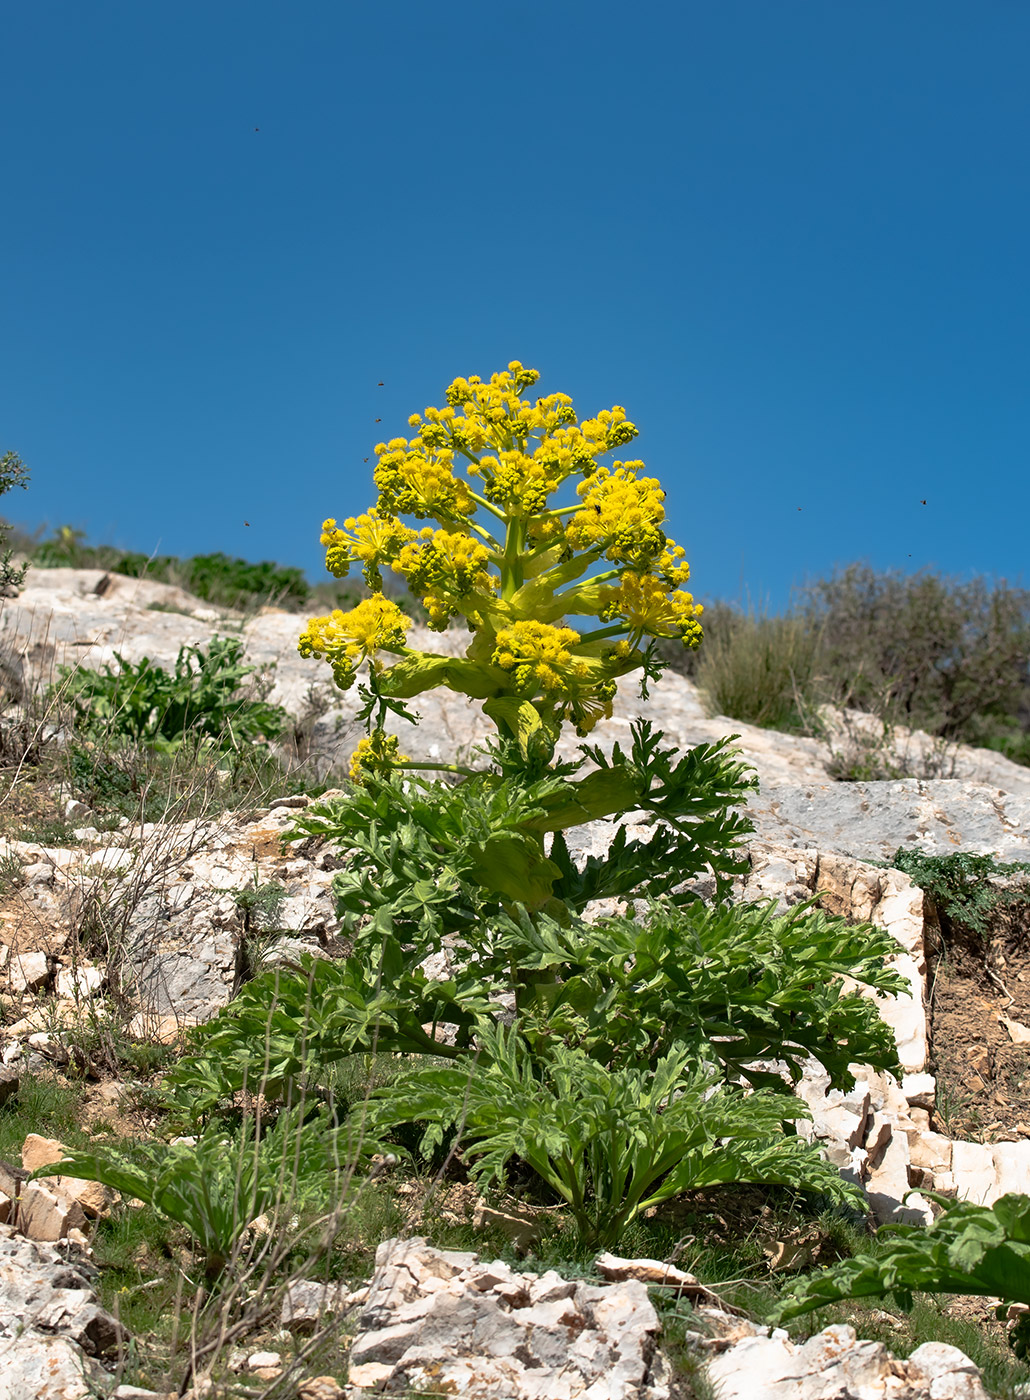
141,367,906,1255
891,848,1030,941
56,638,285,753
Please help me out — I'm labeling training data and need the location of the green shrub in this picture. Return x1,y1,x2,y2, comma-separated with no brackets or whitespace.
181,551,310,609
660,567,1030,765
805,564,1030,749
32,528,311,609
32,1104,359,1278
57,638,286,752
0,450,30,590
692,607,823,732
367,1027,859,1247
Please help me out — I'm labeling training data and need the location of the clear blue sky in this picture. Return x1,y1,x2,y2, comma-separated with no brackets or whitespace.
4,1,1029,608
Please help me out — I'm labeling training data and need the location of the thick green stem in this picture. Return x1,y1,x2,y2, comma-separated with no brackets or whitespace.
466,488,507,523
577,623,628,644
500,515,527,601
397,760,479,778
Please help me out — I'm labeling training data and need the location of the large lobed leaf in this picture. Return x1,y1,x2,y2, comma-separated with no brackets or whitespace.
772,1193,1030,1328
365,1026,862,1246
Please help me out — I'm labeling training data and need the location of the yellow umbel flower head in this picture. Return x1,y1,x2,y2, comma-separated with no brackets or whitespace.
302,362,703,758
320,509,417,589
394,528,496,630
598,571,704,645
492,621,589,701
565,463,668,567
349,730,407,782
298,594,412,691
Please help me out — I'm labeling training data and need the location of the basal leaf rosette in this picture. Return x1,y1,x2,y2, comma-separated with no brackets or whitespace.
300,363,702,765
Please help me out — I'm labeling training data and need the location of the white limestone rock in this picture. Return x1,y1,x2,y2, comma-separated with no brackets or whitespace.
347,1236,670,1399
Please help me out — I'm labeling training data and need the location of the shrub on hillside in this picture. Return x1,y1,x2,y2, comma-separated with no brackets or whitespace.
57,638,286,752
805,564,1030,753
658,566,1030,765
32,527,312,609
0,451,30,591
691,607,822,732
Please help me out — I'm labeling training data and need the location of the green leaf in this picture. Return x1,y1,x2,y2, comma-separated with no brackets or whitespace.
772,1193,1030,1325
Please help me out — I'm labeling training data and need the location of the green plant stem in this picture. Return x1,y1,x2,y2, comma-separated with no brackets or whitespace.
396,761,479,778
500,516,527,600
577,622,628,644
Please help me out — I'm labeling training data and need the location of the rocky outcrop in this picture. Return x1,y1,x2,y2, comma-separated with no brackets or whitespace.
345,1236,672,1399
738,843,1030,1221
323,1241,991,1400
0,1223,126,1400
700,1314,988,1400
0,797,339,1031
750,779,1030,864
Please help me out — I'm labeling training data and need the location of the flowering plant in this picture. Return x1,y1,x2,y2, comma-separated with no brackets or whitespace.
299,363,702,779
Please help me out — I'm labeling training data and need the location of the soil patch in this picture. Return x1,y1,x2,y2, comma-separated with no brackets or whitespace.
928,896,1030,1142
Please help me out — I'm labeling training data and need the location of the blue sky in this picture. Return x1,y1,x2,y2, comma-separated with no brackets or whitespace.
3,1,1029,608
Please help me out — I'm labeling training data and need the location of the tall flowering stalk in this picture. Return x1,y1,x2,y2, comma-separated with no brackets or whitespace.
299,363,702,778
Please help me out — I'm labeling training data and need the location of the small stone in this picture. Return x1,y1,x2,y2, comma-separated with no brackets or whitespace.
22,1133,67,1171
111,1388,177,1399
527,1269,577,1304
247,1350,281,1371
281,1279,354,1334
296,1379,346,1400
22,1132,112,1218
1001,1015,1030,1047
595,1251,702,1293
9,950,50,993
55,966,105,1000
903,1071,937,1110
127,1012,186,1043
0,1063,19,1106
21,862,53,885
17,1179,88,1241
346,1363,394,1388
472,1199,543,1252
968,1044,991,1078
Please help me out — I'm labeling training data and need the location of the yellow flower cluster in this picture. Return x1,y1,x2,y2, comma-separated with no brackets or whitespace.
302,362,705,759
492,621,590,700
321,510,417,586
598,572,703,643
490,620,629,735
374,438,476,522
349,730,407,782
298,595,412,690
395,528,496,629
565,463,668,566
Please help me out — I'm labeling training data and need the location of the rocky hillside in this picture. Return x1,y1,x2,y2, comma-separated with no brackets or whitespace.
0,568,1028,1400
